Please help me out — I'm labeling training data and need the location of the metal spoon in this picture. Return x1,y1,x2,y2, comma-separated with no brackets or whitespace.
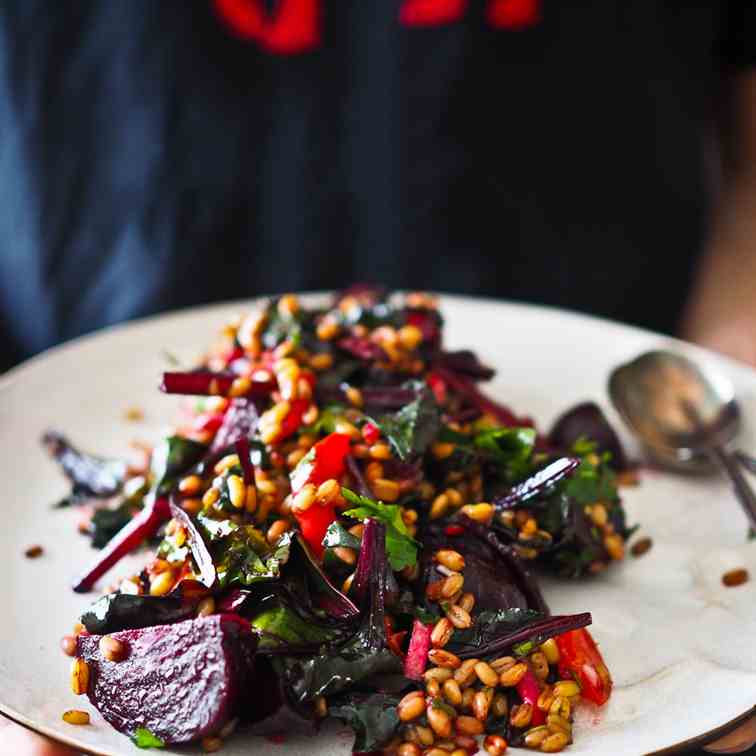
609,349,756,531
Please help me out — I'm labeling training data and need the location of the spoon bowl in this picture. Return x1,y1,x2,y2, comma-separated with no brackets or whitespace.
609,349,756,531
609,350,740,473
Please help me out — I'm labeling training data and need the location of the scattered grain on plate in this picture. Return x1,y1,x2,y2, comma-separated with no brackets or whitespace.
722,568,749,588
616,469,640,487
124,407,144,422
24,545,43,558
62,710,90,725
631,537,653,557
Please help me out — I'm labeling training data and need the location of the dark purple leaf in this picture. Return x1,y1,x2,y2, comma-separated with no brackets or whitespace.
42,431,126,498
337,336,387,362
345,454,373,499
209,398,260,456
361,386,419,410
432,367,533,427
169,502,216,588
420,519,549,617
79,591,198,635
285,519,402,704
494,457,581,510
243,657,318,736
435,350,495,381
454,612,592,660
329,691,402,754
549,402,629,471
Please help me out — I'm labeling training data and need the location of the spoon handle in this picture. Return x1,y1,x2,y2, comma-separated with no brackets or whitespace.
709,445,756,532
734,450,756,476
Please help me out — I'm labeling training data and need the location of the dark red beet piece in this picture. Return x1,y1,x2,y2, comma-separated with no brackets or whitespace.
549,401,629,471
76,614,257,744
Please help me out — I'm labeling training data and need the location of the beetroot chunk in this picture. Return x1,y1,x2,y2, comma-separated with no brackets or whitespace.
76,614,256,744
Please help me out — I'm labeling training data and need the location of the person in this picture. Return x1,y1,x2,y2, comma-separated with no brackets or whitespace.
1,1,755,753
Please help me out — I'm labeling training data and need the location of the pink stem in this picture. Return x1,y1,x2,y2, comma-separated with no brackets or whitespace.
517,667,546,726
160,371,274,398
72,496,171,593
403,619,433,681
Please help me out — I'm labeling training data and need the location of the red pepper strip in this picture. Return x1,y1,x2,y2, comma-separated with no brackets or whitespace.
290,432,351,556
556,628,613,705
404,619,433,680
384,617,407,659
275,398,310,443
160,370,274,398
290,432,351,493
517,667,546,726
272,371,317,444
444,524,464,536
295,503,336,560
72,496,171,593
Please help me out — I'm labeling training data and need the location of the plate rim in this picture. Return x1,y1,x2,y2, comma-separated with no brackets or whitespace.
3,291,755,755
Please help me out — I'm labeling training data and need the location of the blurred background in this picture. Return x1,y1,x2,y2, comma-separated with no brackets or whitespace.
1,1,756,375
2,2,756,754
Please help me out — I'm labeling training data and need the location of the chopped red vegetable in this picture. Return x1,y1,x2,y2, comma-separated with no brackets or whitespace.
290,432,351,493
403,619,432,680
295,503,336,560
361,422,381,445
290,432,351,556
556,628,613,705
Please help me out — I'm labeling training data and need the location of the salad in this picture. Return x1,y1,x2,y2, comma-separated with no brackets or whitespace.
49,286,635,754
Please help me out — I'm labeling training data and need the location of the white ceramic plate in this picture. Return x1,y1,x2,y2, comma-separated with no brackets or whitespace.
2,294,756,756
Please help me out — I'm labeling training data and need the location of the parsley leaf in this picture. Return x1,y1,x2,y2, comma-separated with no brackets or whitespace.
132,728,165,749
342,488,419,571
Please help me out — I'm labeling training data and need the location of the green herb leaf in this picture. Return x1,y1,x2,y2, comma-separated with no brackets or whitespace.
90,506,134,549
374,385,441,461
562,456,618,506
251,605,340,648
322,521,362,551
437,425,536,479
342,488,419,571
474,427,536,479
196,512,240,541
215,529,292,587
132,727,165,749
